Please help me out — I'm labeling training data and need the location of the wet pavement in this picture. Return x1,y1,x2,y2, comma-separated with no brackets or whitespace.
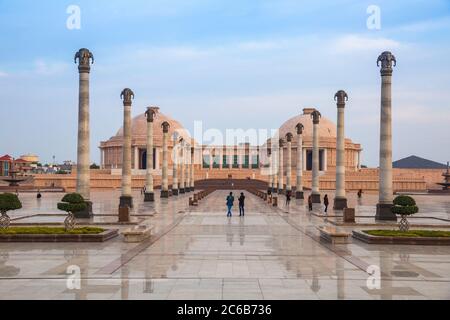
0,190,449,300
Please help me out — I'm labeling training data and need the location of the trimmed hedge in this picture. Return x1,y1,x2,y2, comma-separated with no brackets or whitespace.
393,195,416,207
57,193,87,214
391,195,419,216
0,193,22,213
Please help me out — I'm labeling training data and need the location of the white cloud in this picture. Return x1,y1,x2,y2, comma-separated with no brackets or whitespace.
34,60,69,76
0,71,8,78
332,34,401,53
394,17,450,33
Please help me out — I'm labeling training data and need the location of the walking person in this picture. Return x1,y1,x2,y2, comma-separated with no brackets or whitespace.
238,192,246,216
324,195,329,213
37,189,42,199
226,192,235,217
285,190,292,211
357,189,363,199
308,195,313,212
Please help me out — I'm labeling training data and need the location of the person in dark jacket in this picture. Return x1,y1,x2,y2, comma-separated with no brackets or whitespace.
238,193,246,216
308,195,313,212
285,190,292,210
226,192,235,217
324,195,329,213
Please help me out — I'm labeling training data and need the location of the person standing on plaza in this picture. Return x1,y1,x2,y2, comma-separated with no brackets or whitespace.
238,192,246,217
285,190,292,211
308,195,313,212
226,192,235,217
324,195,329,213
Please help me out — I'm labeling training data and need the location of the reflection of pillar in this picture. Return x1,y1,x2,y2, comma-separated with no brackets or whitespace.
336,257,345,300
285,133,293,192
334,90,348,210
161,121,170,198
74,48,94,217
376,51,397,221
172,135,179,196
295,123,304,199
119,88,134,209
311,110,321,203
278,139,284,193
190,143,195,191
144,107,157,202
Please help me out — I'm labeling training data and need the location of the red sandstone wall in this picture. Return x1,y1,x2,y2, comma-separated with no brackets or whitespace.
32,167,443,192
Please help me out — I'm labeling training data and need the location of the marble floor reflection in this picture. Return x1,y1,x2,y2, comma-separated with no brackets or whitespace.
0,190,449,300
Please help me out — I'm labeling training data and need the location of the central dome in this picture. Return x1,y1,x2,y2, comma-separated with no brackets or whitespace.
278,108,337,140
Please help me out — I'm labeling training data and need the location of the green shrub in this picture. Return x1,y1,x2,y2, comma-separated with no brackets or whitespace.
57,193,87,214
393,195,416,207
0,193,22,214
391,195,419,216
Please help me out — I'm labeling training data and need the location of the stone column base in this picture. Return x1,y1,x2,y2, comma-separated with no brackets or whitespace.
376,203,397,221
278,189,284,195
161,190,169,198
333,197,348,210
295,191,304,200
179,188,185,194
172,189,179,196
144,192,155,202
118,205,130,222
311,193,321,204
119,196,133,209
74,201,93,219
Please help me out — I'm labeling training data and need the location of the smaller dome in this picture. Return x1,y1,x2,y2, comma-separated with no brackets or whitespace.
115,108,192,144
278,108,337,139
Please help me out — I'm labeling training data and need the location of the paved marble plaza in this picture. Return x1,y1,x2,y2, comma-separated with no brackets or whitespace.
0,190,449,300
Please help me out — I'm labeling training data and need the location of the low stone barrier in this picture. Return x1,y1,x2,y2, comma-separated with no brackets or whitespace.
0,229,119,243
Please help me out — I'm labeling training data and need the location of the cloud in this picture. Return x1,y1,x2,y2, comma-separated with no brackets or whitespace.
0,71,8,78
394,16,450,33
332,34,401,53
34,60,69,76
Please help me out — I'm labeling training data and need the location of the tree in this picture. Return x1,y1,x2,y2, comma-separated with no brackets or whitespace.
391,195,419,232
90,163,100,169
57,193,87,231
0,193,22,229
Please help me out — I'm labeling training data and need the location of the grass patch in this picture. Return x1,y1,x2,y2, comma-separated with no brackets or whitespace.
0,227,105,235
365,230,450,238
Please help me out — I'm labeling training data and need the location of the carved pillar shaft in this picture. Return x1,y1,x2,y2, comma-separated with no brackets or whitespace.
296,129,304,199
144,110,154,202
334,91,348,210
311,110,321,203
376,51,397,221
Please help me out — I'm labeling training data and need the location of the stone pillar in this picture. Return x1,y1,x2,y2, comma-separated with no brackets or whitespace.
134,146,139,170
179,139,186,194
172,135,179,196
119,88,134,209
295,123,304,199
266,140,272,193
161,121,171,198
272,139,279,193
278,139,284,194
376,51,397,221
334,90,349,210
144,107,157,202
185,143,191,192
311,110,322,203
74,48,94,217
190,143,195,191
285,133,293,192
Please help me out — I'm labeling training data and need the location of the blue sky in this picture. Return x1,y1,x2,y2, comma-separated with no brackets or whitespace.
0,0,449,166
